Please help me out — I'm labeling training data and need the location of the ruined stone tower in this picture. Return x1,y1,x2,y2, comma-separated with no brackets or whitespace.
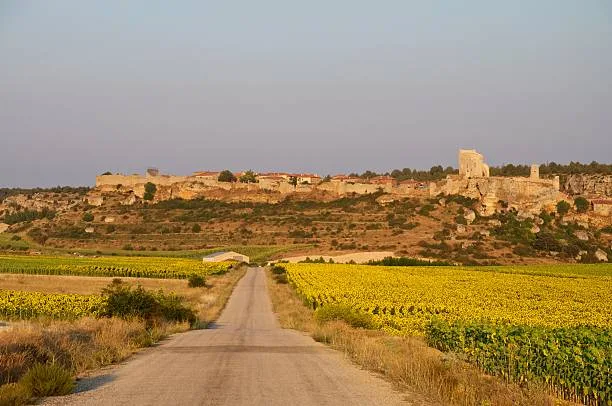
458,149,490,178
530,164,540,179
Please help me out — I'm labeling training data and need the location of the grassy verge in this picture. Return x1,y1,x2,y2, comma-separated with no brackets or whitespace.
265,269,564,406
0,265,246,404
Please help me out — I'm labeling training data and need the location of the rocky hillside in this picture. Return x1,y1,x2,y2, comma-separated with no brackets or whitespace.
563,174,612,197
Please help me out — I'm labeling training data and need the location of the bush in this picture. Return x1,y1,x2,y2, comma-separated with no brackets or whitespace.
2,208,56,225
270,265,288,283
187,274,206,288
82,212,94,222
271,265,287,275
556,200,571,216
532,232,562,252
218,170,236,183
100,280,196,325
191,224,201,233
143,182,157,201
0,382,30,406
19,363,74,397
574,196,589,213
314,303,377,329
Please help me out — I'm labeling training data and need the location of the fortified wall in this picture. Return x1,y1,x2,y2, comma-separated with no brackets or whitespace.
93,150,579,218
94,169,416,202
430,150,563,215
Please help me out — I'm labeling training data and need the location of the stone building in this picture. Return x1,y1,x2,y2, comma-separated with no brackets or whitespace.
431,149,563,215
458,149,490,178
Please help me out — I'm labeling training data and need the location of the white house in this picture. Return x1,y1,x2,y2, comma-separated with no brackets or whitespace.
202,251,249,263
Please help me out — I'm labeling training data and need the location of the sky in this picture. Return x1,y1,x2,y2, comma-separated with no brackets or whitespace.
1,1,611,187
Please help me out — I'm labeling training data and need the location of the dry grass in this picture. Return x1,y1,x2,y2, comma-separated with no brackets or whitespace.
0,317,186,386
0,265,247,394
266,269,569,406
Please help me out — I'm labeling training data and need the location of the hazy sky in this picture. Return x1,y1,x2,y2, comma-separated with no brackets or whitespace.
1,1,611,187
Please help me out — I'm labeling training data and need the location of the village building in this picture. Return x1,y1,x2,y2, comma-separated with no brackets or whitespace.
203,251,249,263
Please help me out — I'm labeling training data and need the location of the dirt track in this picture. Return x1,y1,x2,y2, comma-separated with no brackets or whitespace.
45,268,411,405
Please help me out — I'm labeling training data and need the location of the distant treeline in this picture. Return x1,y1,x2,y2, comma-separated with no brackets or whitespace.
490,161,612,177
0,187,90,202
347,161,612,181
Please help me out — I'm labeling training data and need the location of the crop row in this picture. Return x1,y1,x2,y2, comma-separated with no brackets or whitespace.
0,290,104,319
427,320,611,405
0,255,231,279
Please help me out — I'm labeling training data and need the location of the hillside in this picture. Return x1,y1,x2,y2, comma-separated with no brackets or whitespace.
1,189,610,265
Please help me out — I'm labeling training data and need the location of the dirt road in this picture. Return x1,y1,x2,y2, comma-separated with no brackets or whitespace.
47,268,410,405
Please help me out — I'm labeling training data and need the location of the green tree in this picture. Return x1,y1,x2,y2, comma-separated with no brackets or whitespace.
143,182,157,201
556,200,571,216
218,170,237,182
82,212,94,222
289,176,298,186
192,223,201,233
239,170,258,183
574,197,589,213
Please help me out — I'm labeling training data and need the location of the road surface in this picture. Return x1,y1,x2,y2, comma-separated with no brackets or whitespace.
47,268,411,405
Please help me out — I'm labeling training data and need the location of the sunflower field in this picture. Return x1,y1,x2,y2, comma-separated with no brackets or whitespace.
0,255,231,279
284,263,612,404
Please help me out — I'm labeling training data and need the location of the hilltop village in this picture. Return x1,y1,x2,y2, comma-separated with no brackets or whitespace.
91,149,571,216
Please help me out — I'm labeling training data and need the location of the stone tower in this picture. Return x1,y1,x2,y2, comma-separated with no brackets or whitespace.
458,149,490,178
530,164,539,180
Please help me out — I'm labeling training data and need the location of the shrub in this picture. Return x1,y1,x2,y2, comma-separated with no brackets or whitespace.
556,200,571,216
574,196,589,213
532,232,562,252
187,274,206,288
191,224,201,233
0,382,30,405
100,280,196,325
143,182,157,201
19,363,74,397
271,265,287,275
2,208,56,225
271,265,288,283
239,170,257,183
314,303,377,329
82,212,94,222
217,170,236,183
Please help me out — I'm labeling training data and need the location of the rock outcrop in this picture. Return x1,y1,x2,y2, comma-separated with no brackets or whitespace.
563,175,612,197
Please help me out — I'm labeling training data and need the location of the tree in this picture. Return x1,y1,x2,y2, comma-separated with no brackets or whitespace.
143,182,156,201
218,170,237,182
192,223,201,233
574,196,589,213
556,200,571,216
239,170,258,183
289,176,298,187
101,171,112,176
82,212,94,222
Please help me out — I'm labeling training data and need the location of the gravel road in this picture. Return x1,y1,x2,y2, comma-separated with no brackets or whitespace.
44,267,412,405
